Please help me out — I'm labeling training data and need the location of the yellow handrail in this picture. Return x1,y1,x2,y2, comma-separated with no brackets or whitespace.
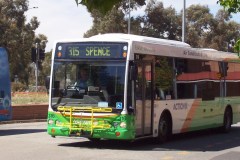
57,106,113,135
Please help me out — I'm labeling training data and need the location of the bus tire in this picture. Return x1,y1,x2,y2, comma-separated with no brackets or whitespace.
221,107,232,133
158,113,172,143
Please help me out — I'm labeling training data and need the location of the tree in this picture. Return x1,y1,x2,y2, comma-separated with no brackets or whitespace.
0,0,48,88
84,0,145,37
218,0,240,55
234,39,240,55
75,0,145,14
218,0,240,13
185,5,215,47
83,0,239,55
84,6,126,37
201,9,240,51
141,0,181,40
0,0,37,85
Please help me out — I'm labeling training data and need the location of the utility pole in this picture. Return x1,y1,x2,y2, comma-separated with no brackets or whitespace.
35,43,39,92
182,0,186,42
128,0,131,34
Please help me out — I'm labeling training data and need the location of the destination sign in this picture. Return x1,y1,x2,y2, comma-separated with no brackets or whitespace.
55,42,128,59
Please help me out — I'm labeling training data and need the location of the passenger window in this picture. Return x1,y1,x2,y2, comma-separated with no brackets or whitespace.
155,57,174,100
175,59,220,100
226,63,240,96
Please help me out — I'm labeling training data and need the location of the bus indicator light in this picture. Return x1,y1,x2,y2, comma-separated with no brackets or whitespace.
57,52,62,57
51,128,55,133
115,132,120,137
122,52,127,58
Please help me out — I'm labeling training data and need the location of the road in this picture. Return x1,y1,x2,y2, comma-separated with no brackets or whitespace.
0,122,240,160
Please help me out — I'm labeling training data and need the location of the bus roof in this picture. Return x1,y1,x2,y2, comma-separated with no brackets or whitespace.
90,33,191,48
54,33,239,62
90,34,239,61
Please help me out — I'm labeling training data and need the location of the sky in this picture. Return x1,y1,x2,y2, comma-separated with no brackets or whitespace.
26,0,240,52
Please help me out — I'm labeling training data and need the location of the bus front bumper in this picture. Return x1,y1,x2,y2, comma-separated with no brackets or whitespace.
47,125,135,140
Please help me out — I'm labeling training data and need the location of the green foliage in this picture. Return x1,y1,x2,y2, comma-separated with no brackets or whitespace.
217,0,240,50
234,39,240,52
76,0,122,14
218,0,240,13
201,9,240,51
76,0,145,14
0,0,38,85
155,58,173,90
11,82,28,92
0,0,49,90
84,6,127,37
84,0,240,54
141,1,181,40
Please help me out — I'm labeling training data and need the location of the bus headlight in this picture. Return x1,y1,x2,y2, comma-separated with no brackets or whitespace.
48,119,54,125
56,120,62,126
119,122,127,128
93,120,98,126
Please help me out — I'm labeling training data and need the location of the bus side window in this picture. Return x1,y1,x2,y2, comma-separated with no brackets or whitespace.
202,81,215,101
155,87,165,100
155,56,173,100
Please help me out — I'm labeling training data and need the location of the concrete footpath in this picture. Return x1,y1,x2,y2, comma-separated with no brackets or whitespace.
0,119,46,125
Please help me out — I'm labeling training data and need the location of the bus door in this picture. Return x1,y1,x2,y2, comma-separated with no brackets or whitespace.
135,61,153,137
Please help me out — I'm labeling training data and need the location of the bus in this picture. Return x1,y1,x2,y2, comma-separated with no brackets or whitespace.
47,33,240,142
0,47,12,121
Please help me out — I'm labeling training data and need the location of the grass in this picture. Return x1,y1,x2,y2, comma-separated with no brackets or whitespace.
11,92,49,105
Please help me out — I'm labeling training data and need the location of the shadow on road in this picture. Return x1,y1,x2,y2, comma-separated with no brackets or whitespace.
59,126,240,152
0,129,46,136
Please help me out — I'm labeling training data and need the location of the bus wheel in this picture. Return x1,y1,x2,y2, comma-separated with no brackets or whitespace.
221,107,232,133
158,114,171,143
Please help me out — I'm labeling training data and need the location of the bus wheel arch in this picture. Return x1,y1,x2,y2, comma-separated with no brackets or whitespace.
157,110,172,143
221,105,233,133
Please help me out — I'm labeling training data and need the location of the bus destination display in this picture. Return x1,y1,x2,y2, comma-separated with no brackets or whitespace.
56,43,128,59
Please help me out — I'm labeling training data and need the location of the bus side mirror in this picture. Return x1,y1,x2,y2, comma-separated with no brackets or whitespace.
130,64,137,81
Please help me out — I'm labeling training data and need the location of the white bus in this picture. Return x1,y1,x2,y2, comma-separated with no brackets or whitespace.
47,33,240,142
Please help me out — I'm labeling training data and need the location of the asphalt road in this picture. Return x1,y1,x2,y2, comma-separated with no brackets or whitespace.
0,122,240,160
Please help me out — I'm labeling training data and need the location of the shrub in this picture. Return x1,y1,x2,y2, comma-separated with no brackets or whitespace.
11,82,27,92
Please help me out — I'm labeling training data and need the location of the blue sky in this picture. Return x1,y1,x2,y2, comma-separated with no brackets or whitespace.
26,0,240,52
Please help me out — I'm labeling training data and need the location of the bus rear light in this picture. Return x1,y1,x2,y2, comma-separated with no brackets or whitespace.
115,132,120,137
